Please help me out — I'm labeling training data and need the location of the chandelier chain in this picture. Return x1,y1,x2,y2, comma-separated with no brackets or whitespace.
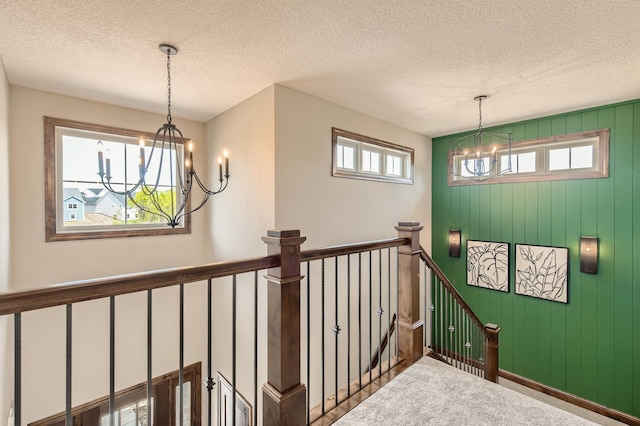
166,49,172,123
477,96,483,131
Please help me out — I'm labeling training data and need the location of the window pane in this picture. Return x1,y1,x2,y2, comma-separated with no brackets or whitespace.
386,154,402,176
500,155,515,173
571,145,593,169
548,148,570,170
362,150,380,173
175,381,191,425
337,144,354,169
120,404,137,426
518,152,536,173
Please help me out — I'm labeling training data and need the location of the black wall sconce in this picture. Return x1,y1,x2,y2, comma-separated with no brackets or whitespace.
449,230,461,258
580,236,599,274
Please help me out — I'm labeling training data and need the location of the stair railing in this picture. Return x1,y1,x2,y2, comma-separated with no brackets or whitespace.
419,247,500,382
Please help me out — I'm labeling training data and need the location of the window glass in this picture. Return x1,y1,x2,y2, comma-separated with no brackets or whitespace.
548,147,570,170
362,149,380,173
501,152,536,174
386,154,402,176
570,145,593,169
337,144,355,169
175,382,191,425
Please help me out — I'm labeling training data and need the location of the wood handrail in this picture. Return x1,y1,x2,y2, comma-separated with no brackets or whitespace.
0,237,409,317
419,246,488,337
0,254,280,316
301,238,409,262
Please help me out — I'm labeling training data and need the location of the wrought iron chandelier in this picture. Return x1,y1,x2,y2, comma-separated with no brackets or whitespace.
97,44,230,227
449,95,512,181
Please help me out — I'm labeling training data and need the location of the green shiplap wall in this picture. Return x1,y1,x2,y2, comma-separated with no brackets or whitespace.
432,100,640,417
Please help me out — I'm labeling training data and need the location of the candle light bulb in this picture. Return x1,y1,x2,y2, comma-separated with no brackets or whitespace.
218,157,222,165
105,148,111,160
138,138,145,148
188,141,193,152
224,149,229,158
492,146,497,154
185,159,191,168
97,141,105,176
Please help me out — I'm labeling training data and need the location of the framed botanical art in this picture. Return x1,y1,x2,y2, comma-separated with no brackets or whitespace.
515,244,568,303
466,240,509,292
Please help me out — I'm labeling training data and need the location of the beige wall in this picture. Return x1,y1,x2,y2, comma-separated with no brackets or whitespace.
205,85,276,260
0,55,11,424
8,87,210,422
274,85,431,249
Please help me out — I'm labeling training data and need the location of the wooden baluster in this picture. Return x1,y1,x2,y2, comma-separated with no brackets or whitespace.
262,230,307,426
395,221,424,364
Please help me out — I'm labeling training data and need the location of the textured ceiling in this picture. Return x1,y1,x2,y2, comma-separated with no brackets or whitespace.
0,0,639,137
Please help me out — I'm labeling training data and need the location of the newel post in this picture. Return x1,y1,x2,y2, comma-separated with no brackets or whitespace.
262,230,307,426
395,221,424,364
484,323,500,383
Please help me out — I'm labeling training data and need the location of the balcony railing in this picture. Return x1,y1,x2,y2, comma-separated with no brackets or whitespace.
0,222,498,425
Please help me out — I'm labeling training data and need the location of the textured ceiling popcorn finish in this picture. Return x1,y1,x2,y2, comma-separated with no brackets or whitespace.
0,0,639,136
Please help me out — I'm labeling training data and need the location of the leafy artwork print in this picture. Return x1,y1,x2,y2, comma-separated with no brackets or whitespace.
515,244,568,303
466,241,509,292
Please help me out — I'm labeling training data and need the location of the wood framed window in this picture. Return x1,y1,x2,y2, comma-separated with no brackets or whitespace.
44,117,191,241
448,129,609,186
29,363,201,425
332,128,414,184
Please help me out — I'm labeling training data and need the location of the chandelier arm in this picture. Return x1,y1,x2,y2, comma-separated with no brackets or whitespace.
100,175,142,196
170,127,188,193
170,179,192,222
176,192,211,222
191,171,229,195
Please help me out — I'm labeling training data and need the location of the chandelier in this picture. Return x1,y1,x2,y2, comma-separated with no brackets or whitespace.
97,44,230,227
449,95,512,181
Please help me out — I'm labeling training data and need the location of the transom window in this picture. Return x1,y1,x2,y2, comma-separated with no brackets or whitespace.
44,117,191,241
332,128,414,184
449,129,609,186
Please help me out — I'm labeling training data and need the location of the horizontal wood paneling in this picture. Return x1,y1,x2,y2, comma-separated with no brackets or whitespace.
432,99,640,418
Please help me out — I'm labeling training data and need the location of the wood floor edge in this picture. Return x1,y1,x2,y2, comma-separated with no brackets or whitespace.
498,369,640,426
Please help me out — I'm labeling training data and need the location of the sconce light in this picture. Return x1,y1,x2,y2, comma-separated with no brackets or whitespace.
580,236,599,274
449,230,461,258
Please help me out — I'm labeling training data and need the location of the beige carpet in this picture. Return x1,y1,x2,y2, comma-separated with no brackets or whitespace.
335,357,597,425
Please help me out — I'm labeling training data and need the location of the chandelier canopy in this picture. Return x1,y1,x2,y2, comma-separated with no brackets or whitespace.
449,95,512,181
97,44,230,227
